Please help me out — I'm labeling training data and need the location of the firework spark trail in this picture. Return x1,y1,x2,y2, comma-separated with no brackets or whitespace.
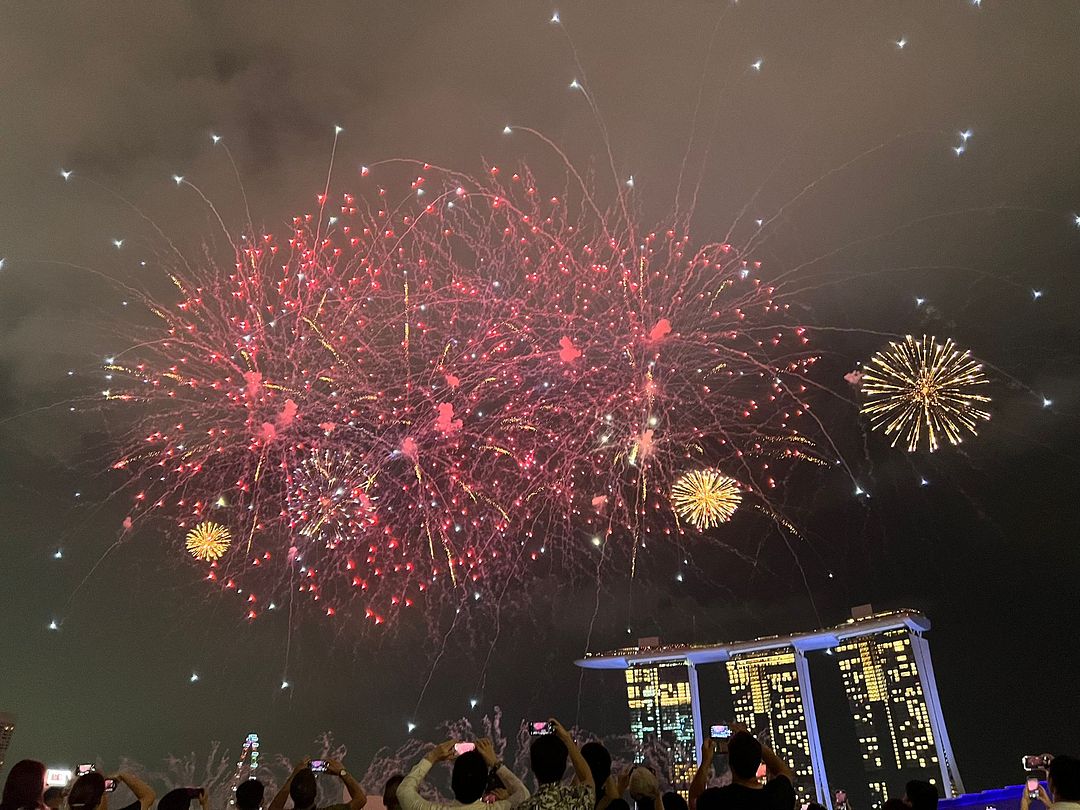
97,157,829,630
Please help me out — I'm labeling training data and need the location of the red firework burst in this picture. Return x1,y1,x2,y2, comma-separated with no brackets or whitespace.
107,163,822,627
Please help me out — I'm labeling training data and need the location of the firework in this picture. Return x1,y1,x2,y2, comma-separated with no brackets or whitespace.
107,163,821,626
186,522,232,561
671,470,743,530
861,334,991,452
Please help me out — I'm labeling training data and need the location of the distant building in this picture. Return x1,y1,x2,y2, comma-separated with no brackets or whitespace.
576,610,961,810
625,660,698,792
0,713,15,771
727,649,818,801
835,627,963,806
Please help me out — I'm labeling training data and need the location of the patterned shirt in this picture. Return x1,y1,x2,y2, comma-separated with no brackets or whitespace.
519,784,593,810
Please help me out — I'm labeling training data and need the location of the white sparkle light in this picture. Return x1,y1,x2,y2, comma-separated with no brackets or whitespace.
503,125,512,135
190,672,200,683
751,58,763,71
550,10,560,23
1032,289,1043,300
172,175,184,185
1042,397,1053,408
896,37,907,49
61,169,73,180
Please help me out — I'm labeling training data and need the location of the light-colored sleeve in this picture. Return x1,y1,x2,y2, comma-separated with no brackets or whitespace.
495,765,530,807
396,759,446,810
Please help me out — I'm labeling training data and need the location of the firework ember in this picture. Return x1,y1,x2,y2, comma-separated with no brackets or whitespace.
861,334,991,453
108,164,821,626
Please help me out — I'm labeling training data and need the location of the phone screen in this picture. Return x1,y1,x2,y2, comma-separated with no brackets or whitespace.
77,764,95,777
454,742,476,755
310,760,329,773
710,724,731,739
104,779,118,793
529,721,553,736
1027,777,1040,798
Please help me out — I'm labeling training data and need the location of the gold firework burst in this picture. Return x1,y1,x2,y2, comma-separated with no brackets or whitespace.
861,334,990,453
185,521,232,561
671,469,742,530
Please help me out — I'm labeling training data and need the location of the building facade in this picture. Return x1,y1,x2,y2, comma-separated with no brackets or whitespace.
835,628,963,806
625,661,699,792
0,713,15,771
727,649,818,801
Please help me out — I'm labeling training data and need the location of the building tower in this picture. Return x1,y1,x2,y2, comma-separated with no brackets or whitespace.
726,649,820,803
834,627,963,807
0,713,15,771
625,660,699,793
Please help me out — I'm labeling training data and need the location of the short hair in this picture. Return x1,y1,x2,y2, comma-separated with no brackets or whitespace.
1050,755,1080,802
157,789,195,810
235,780,265,810
661,792,688,810
382,775,404,809
68,774,106,810
290,769,318,810
905,780,939,810
696,788,724,810
451,751,488,804
727,733,764,781
581,743,611,796
530,734,569,785
43,787,65,807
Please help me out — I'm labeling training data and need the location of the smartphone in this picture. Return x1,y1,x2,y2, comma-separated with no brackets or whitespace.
1023,755,1054,771
77,764,96,777
528,721,554,736
310,760,329,774
454,742,476,755
104,779,118,793
710,724,732,740
1027,777,1041,800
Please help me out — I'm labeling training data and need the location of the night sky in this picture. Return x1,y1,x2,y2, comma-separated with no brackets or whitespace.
1,0,1078,800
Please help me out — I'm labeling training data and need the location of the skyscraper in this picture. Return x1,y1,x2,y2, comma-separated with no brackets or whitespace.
0,713,15,771
835,627,963,807
625,660,699,792
727,649,817,801
576,609,960,810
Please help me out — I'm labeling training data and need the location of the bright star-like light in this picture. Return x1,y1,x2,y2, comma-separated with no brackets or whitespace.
334,125,344,134
1042,397,1053,408
550,10,560,23
503,125,512,135
854,486,866,496
280,680,290,689
112,238,124,248
915,297,926,307
920,478,930,487
61,169,73,180
407,722,417,732
1032,289,1043,299
1073,214,1080,228
172,175,184,185
960,129,973,141
211,133,221,144
190,672,200,683
569,79,581,90
49,620,59,631
626,175,634,188
470,698,479,709
896,37,907,49
591,536,602,547
53,549,63,559
954,146,965,156
751,59,763,71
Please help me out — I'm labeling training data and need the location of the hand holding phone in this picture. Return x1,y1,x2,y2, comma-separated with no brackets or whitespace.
1027,777,1041,800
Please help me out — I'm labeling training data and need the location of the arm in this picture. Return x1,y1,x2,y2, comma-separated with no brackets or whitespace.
552,719,594,791
596,776,621,810
689,738,716,810
327,760,366,810
476,738,529,806
269,759,311,810
114,772,156,810
759,743,794,784
397,744,454,810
